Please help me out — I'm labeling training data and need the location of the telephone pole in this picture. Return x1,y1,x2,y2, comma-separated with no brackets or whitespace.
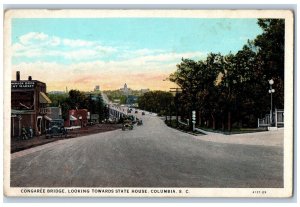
169,88,182,128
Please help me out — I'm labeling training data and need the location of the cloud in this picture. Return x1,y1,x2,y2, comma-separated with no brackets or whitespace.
129,51,205,63
12,32,207,91
50,37,61,46
13,32,117,61
13,32,205,64
11,49,205,91
19,32,49,45
119,48,165,58
62,38,94,47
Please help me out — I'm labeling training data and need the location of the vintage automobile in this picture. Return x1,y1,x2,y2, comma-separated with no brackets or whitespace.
124,115,137,123
137,119,143,126
122,120,133,131
46,119,67,138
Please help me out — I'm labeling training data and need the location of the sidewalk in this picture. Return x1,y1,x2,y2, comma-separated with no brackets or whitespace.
194,128,284,147
11,123,122,153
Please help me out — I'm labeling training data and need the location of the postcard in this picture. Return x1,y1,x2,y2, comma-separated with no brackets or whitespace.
3,9,294,197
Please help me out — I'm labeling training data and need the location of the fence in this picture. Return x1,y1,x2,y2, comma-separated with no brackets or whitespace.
178,119,209,135
275,109,284,127
178,119,188,126
258,109,284,128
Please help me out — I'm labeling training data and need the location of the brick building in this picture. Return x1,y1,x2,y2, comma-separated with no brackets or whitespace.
64,109,88,128
11,71,52,138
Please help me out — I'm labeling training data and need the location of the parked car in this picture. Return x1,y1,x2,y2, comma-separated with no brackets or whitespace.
135,110,138,114
137,119,143,126
46,119,67,138
126,115,138,124
122,120,133,131
142,112,145,115
88,121,95,126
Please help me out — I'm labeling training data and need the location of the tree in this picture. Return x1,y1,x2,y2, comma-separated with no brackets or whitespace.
67,90,86,109
95,94,105,121
170,59,201,128
254,19,285,110
169,54,222,130
255,19,284,80
48,93,68,107
138,91,173,115
52,90,106,122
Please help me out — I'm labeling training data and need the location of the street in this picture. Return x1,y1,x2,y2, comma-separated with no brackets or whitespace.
11,112,283,188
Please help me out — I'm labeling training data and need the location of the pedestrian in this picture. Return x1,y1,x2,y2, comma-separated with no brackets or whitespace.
21,127,27,140
29,126,33,139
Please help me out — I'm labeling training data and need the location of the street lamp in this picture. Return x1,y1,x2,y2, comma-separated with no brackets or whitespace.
268,79,275,125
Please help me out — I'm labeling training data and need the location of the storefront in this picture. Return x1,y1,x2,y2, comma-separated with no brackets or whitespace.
11,71,52,138
65,109,88,128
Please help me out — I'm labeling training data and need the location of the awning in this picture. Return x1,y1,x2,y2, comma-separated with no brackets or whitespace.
44,115,52,121
39,92,52,104
11,109,25,114
11,109,34,115
70,115,77,121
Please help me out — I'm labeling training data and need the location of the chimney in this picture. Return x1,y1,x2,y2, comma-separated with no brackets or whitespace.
16,71,20,81
28,76,32,81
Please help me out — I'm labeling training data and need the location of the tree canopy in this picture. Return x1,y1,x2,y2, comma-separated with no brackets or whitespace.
48,90,106,121
138,91,173,115
169,19,284,131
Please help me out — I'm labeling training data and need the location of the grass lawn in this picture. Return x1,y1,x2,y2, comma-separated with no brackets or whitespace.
197,125,268,135
164,119,268,135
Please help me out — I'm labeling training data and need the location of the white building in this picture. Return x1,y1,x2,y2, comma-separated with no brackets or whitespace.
94,85,100,92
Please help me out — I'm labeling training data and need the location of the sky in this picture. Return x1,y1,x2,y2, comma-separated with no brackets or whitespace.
11,18,262,91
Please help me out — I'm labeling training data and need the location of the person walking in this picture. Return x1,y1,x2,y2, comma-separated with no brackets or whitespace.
21,127,28,140
29,127,33,139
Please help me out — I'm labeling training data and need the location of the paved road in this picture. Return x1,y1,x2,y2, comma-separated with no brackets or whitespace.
11,112,283,188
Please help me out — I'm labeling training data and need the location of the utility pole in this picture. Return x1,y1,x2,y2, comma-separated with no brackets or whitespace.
88,93,92,123
170,88,182,128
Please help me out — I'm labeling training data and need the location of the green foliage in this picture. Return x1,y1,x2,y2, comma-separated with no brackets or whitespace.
104,89,146,104
120,96,127,104
49,90,106,121
169,19,284,130
48,93,68,107
138,91,173,115
254,19,285,109
105,90,124,102
103,89,148,104
104,90,128,104
66,90,86,109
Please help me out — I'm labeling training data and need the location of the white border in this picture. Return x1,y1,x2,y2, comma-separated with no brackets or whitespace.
3,9,294,198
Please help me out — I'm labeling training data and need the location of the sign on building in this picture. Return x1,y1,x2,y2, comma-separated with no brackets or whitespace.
11,81,36,89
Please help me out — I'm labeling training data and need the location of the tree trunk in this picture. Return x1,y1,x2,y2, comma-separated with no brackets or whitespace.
228,111,231,132
196,111,200,125
211,114,216,130
222,115,225,131
199,113,202,127
189,111,193,131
